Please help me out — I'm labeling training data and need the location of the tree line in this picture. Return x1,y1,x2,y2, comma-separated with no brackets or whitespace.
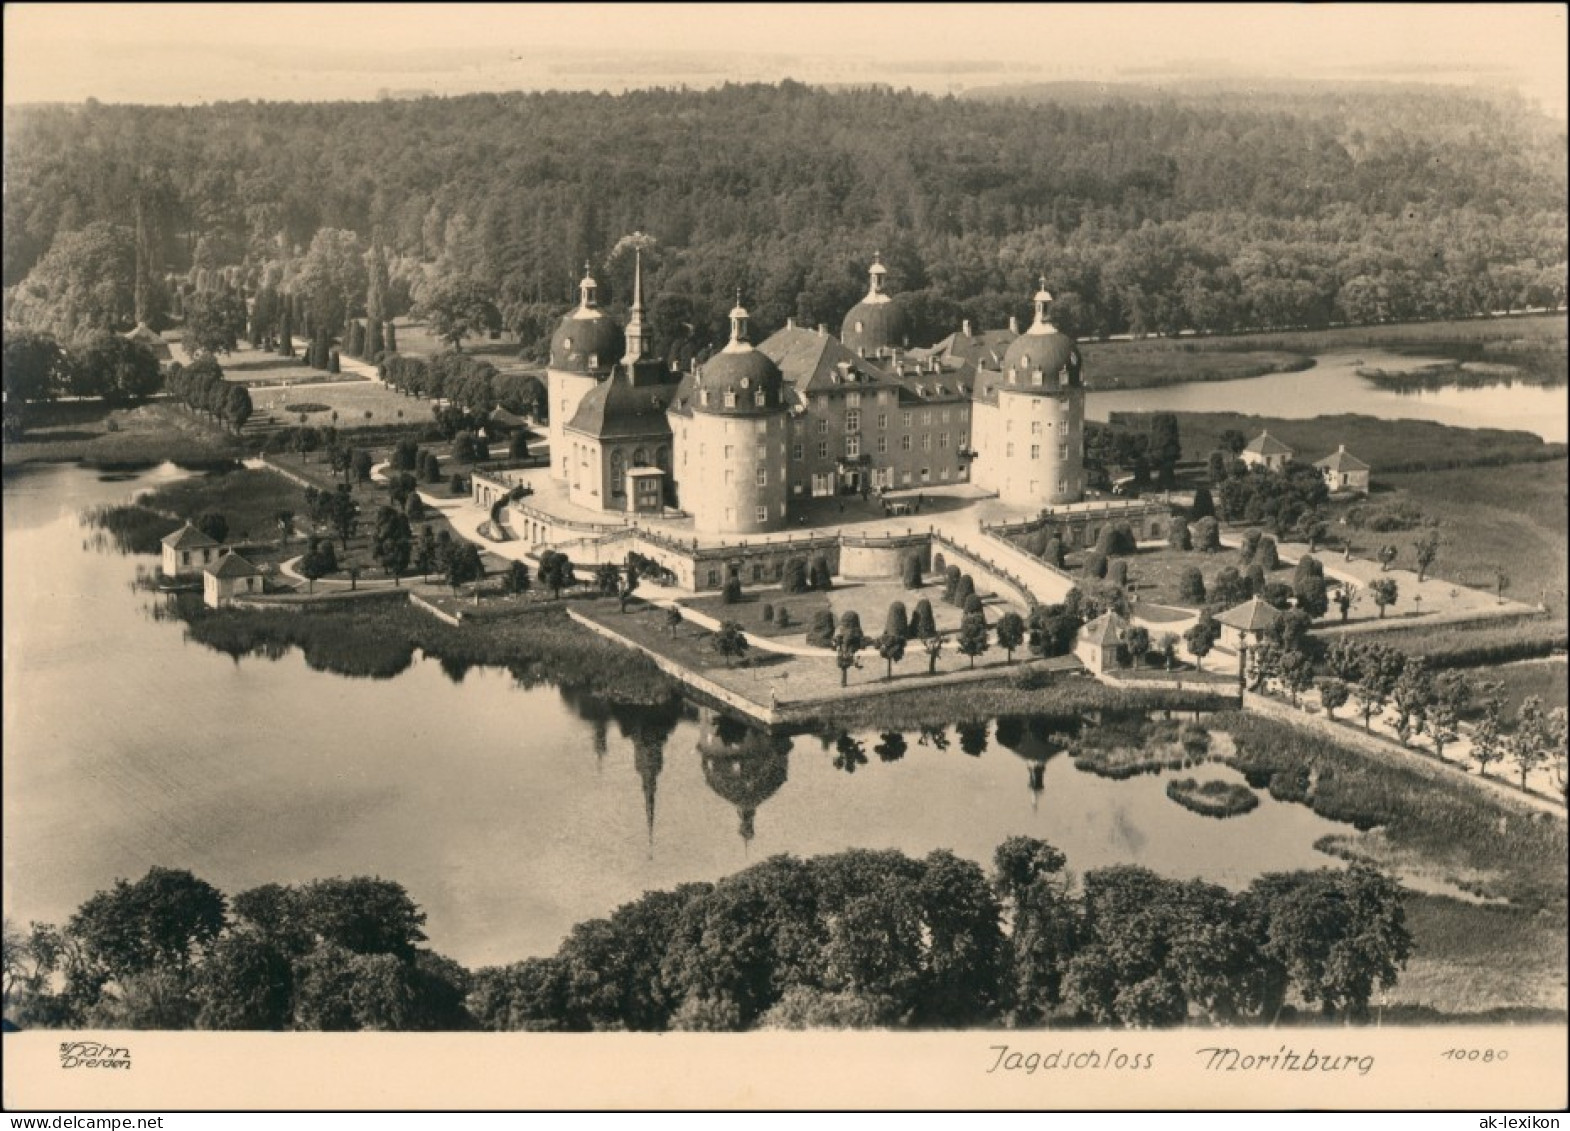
5,83,1563,360
1,328,164,438
2,835,1414,1031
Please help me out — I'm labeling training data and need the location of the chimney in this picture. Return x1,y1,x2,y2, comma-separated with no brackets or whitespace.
786,317,796,330
1008,315,1020,333
817,323,826,337
962,319,972,337
1338,443,1346,453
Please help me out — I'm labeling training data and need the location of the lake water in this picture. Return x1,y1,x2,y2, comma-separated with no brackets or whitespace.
1086,349,1569,443
3,463,1356,968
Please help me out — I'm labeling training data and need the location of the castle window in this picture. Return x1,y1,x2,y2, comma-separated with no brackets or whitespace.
724,469,733,485
700,390,710,407
855,320,864,332
921,434,932,452
708,568,720,586
756,506,768,524
902,411,913,428
756,466,768,486
941,409,951,423
792,443,803,461
724,445,734,459
922,410,933,425
877,413,887,430
901,435,912,451
846,434,860,457
610,450,626,494
817,419,828,435
755,390,767,407
939,433,949,449
1007,442,1015,457
1032,369,1044,386
845,409,860,433
940,467,950,481
1032,421,1042,435
633,447,647,466
960,407,969,421
817,441,829,459
723,390,737,409
814,395,828,409
1030,445,1040,460
1006,419,1012,433
1059,479,1066,495
1059,443,1069,461
846,392,861,408
877,435,887,454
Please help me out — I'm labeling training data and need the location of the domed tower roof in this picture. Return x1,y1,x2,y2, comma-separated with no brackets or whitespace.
839,253,907,356
690,295,787,415
699,715,791,845
999,275,1081,390
549,262,624,376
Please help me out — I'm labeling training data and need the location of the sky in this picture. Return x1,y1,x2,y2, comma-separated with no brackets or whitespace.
4,3,1567,117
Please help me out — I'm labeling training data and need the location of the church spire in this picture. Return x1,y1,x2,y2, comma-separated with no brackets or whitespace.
622,246,648,364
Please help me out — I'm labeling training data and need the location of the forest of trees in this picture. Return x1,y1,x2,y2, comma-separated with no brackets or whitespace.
2,837,1413,1032
3,82,1564,362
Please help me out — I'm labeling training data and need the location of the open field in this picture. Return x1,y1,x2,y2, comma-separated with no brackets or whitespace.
1348,460,1568,609
206,343,370,388
1112,411,1566,473
132,466,307,546
1393,894,1568,1018
1,399,245,468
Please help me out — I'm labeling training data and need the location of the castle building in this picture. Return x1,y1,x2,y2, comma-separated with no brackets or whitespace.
546,265,624,484
967,279,1086,507
667,298,792,534
562,250,680,512
537,254,1088,535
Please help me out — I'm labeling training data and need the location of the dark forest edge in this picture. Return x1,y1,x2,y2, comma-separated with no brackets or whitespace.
0,843,1429,1032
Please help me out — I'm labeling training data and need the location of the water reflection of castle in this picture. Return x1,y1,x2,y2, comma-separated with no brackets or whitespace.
697,709,791,847
993,715,1081,808
559,691,791,850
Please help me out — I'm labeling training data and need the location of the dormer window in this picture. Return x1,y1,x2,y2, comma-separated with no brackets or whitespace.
700,389,710,407
589,353,598,369
724,390,737,408
1032,369,1044,386
563,337,573,351
855,320,865,333
754,390,766,407
1008,368,1017,385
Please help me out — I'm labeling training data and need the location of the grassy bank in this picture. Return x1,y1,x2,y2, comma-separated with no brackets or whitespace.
1091,311,1567,358
2,400,246,468
1341,615,1568,670
1078,344,1313,390
180,597,676,702
1213,711,1566,912
1359,460,1568,603
1111,411,1566,473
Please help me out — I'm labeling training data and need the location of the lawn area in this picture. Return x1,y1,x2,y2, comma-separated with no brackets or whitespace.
247,378,425,434
681,577,1003,641
1078,344,1311,390
1111,411,1566,474
585,597,1057,705
1342,459,1568,611
138,465,309,544
1,399,245,468
1343,615,1568,670
1103,544,1295,609
204,342,370,388
1485,659,1569,717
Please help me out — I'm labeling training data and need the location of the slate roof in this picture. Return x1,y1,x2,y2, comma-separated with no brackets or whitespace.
757,326,896,393
1244,431,1294,456
123,322,172,361
162,522,219,551
205,552,260,579
1315,446,1370,472
1215,596,1283,633
1080,611,1127,647
565,370,679,440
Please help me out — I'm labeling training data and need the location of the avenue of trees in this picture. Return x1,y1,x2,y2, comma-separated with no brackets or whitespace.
3,843,1414,1032
5,83,1563,364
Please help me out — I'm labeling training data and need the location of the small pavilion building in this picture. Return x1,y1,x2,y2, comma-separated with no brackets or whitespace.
161,522,221,577
203,552,262,607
